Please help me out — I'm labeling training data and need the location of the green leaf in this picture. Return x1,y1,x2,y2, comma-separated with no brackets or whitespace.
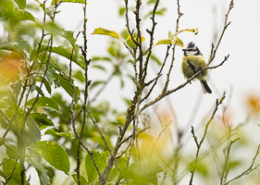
14,0,26,9
153,36,183,47
150,54,162,65
144,8,166,18
92,27,121,40
3,99,17,110
90,80,105,90
119,7,126,16
2,158,23,184
116,115,126,126
30,113,54,129
27,97,60,112
73,70,85,83
35,86,45,97
177,28,199,35
58,30,81,61
168,31,184,47
91,64,106,72
227,160,242,170
195,162,208,176
37,77,52,95
126,35,146,48
51,0,86,5
116,157,128,170
147,0,157,4
16,9,35,22
30,160,50,185
0,170,7,180
31,141,70,174
85,151,107,182
27,116,41,143
6,145,19,159
153,39,171,47
58,74,81,103
38,45,84,69
72,174,88,185
91,56,111,62
122,163,163,185
120,77,124,88
45,129,75,139
10,81,22,99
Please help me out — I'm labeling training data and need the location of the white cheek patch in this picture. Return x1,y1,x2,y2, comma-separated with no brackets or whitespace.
186,51,197,56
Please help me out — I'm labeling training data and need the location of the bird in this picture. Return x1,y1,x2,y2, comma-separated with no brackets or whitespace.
181,42,212,94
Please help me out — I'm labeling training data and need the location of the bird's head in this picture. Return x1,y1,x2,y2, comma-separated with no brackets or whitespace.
182,42,202,56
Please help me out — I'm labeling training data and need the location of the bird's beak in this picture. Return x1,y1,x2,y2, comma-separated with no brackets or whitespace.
182,49,197,51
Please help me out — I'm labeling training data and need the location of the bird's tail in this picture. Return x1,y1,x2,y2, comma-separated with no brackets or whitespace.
200,80,212,94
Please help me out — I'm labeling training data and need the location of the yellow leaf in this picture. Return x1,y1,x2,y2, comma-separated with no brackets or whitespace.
177,28,199,35
168,31,184,47
138,132,154,142
153,39,171,47
116,115,126,126
125,35,146,48
92,27,120,39
153,37,183,47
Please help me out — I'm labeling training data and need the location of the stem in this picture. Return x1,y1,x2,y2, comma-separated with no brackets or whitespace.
189,92,226,185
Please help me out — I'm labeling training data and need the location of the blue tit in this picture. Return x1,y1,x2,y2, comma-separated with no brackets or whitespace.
181,42,212,94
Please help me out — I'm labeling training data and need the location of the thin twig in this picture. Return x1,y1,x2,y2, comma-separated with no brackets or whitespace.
162,0,183,92
75,1,92,184
90,60,123,103
3,159,18,185
124,0,139,47
189,92,226,185
223,143,260,185
120,126,150,145
142,0,160,83
80,142,102,177
144,74,162,86
208,0,234,65
220,138,240,184
149,121,172,162
140,55,229,113
141,45,170,103
85,110,114,157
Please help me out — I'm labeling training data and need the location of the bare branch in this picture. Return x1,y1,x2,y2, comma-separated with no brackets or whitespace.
220,138,240,184
162,0,183,92
141,45,171,103
191,126,199,148
142,0,160,82
223,143,260,185
149,121,172,161
140,55,229,112
208,0,234,65
189,92,226,185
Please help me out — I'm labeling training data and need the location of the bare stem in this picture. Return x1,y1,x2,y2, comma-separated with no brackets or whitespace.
189,92,226,185
223,143,260,185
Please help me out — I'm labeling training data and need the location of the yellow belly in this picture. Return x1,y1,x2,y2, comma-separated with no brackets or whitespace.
182,55,208,80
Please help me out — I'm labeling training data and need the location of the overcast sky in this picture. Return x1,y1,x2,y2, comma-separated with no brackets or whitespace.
47,0,260,125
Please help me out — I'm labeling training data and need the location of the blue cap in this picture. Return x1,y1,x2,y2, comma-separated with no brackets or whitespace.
187,42,195,48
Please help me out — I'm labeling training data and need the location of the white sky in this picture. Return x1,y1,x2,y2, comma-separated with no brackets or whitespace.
49,0,260,126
